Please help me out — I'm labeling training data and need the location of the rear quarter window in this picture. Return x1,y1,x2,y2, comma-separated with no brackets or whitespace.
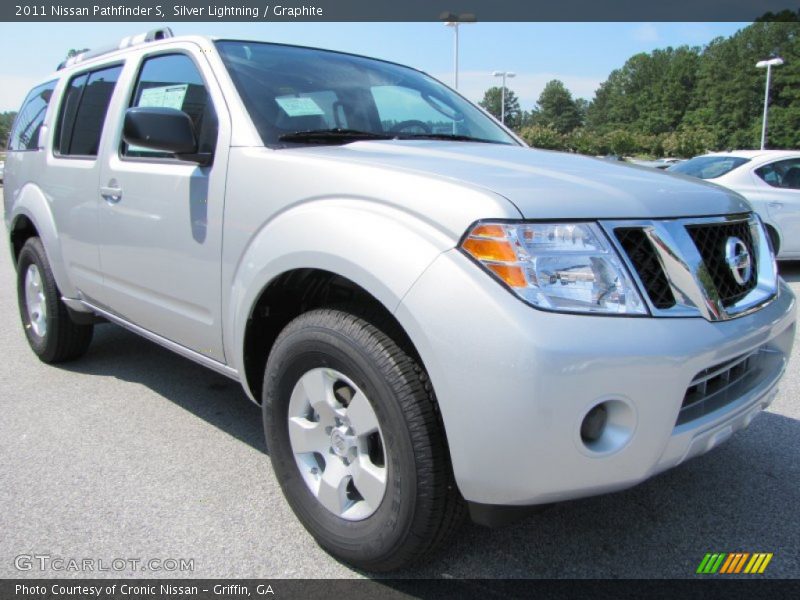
755,158,800,189
7,80,57,151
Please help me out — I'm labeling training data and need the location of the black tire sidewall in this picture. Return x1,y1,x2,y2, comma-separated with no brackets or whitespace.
264,319,420,566
16,238,61,361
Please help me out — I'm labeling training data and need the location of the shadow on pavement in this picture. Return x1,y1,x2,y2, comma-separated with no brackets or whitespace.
63,324,266,455
779,261,800,284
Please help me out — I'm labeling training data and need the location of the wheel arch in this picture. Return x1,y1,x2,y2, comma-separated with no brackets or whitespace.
240,267,425,406
226,198,459,401
7,184,74,297
763,222,781,256
9,213,40,265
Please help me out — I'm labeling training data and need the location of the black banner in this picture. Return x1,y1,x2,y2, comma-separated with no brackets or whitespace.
2,0,799,22
3,579,800,600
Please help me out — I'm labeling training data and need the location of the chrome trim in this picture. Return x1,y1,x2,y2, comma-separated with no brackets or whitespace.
65,298,240,381
602,213,778,321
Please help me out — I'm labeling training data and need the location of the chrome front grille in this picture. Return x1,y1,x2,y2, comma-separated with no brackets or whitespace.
602,214,778,321
686,219,757,306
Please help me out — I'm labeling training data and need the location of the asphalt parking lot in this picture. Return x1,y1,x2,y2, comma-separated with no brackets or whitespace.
0,186,799,579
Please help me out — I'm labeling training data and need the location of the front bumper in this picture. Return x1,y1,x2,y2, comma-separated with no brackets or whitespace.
396,249,795,506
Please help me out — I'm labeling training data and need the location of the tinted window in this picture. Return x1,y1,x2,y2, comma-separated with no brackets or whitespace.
8,80,56,151
215,41,517,147
125,54,217,158
56,74,88,153
56,65,122,157
668,156,750,179
755,158,800,190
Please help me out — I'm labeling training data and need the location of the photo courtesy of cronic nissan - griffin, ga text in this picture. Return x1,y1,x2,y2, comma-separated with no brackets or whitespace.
3,29,795,571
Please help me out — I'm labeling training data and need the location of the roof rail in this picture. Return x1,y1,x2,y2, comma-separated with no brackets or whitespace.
57,28,174,70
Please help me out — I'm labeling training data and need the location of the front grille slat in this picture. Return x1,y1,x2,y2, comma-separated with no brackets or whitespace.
686,220,757,307
615,228,676,309
677,348,766,425
688,349,757,387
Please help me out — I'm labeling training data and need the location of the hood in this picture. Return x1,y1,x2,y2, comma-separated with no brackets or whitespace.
289,141,751,219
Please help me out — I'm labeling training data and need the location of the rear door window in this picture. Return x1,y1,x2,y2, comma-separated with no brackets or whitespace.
755,158,800,189
55,64,123,157
8,80,57,151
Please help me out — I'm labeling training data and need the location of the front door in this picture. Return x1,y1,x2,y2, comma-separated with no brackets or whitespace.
97,49,229,362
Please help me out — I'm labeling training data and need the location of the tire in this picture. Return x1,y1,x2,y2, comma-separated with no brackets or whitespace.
766,225,781,256
16,237,93,363
263,307,465,571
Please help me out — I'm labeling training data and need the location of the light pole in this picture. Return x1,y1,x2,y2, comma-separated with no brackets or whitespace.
756,57,784,150
441,12,475,90
492,71,516,124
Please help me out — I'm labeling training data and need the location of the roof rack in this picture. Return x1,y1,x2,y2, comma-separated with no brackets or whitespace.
57,28,174,70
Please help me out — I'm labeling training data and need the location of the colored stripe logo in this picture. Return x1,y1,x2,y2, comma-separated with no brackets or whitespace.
697,552,773,574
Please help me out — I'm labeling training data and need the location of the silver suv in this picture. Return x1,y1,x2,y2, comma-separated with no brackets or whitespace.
4,30,796,571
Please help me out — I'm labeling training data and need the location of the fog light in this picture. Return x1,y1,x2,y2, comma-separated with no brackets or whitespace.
581,404,608,443
577,398,636,455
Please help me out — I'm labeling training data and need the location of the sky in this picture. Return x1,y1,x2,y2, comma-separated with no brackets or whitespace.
0,22,750,112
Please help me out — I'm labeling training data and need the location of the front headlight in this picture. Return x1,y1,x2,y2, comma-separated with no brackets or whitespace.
460,221,647,315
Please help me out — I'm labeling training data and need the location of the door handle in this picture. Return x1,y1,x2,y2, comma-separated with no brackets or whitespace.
768,202,782,209
100,185,123,203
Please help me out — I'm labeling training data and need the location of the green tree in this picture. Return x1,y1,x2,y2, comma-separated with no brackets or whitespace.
604,129,638,156
683,22,800,149
564,127,599,155
518,125,565,150
662,126,717,157
479,86,522,129
586,46,700,137
535,79,583,133
584,21,800,153
0,111,17,148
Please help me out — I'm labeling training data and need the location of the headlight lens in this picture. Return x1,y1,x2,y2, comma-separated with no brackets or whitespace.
461,221,647,315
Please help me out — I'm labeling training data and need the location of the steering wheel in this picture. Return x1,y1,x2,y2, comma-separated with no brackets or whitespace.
389,120,431,134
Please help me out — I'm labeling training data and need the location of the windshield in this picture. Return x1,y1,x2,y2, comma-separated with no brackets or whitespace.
215,41,518,147
668,155,750,179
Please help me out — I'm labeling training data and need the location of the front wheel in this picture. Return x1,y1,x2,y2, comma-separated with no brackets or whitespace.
262,308,464,571
16,237,93,363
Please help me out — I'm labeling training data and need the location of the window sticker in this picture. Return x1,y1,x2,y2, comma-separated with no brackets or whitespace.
275,96,325,117
128,84,189,155
138,84,188,110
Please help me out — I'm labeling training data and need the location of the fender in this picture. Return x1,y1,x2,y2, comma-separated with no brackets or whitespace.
7,182,77,298
226,197,458,388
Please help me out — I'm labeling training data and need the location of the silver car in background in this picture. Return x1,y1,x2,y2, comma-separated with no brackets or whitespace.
670,150,800,260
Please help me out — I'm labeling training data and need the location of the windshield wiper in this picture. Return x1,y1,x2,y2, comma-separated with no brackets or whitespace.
397,133,505,144
278,129,394,144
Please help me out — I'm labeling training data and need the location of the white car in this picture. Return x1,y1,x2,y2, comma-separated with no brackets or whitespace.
669,150,800,259
631,157,683,170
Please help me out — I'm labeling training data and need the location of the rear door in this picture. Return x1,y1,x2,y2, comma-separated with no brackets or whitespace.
751,158,800,255
42,64,123,302
96,45,230,362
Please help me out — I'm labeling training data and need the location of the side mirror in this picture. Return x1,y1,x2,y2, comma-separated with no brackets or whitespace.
123,107,211,164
